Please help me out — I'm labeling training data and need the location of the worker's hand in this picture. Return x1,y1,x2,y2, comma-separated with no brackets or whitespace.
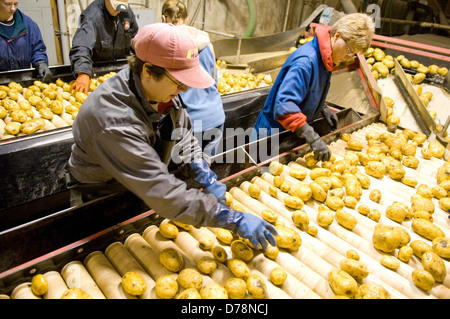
71,73,91,94
209,203,278,250
296,123,331,162
322,106,338,130
189,158,226,204
35,61,52,83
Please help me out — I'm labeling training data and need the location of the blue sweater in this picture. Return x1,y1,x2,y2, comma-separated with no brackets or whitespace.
179,44,225,132
0,10,48,71
253,36,331,138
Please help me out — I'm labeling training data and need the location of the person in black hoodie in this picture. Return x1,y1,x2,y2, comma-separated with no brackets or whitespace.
69,0,139,94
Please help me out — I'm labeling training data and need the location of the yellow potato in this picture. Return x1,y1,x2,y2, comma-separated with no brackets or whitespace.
380,255,400,270
274,225,302,251
429,142,445,159
20,118,45,134
421,251,446,283
176,287,202,299
310,168,331,180
159,223,179,239
121,271,147,296
177,268,203,290
328,269,358,298
268,161,284,176
372,225,403,253
364,161,386,178
412,218,445,241
225,278,247,299
159,248,184,272
4,122,20,135
309,182,327,202
225,192,233,206
410,240,433,258
211,245,227,263
385,201,409,223
438,67,448,76
248,183,261,198
369,189,382,203
270,268,287,286
401,176,418,188
283,195,304,210
402,156,419,169
431,237,450,259
411,269,435,291
215,228,234,245
347,140,363,151
306,225,318,236
398,245,414,262
343,196,358,209
326,196,345,211
339,258,368,280
316,209,334,228
246,274,267,299
60,288,92,299
197,256,217,275
411,196,434,214
355,282,390,299
227,258,250,279
261,208,278,224
263,244,279,260
31,274,48,296
291,210,309,230
200,283,228,299
335,209,357,230
230,240,254,261
289,183,312,202
289,167,307,180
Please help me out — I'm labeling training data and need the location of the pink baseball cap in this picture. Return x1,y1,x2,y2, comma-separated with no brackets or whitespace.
133,23,214,89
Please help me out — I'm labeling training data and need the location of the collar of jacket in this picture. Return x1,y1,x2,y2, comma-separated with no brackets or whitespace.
315,25,334,72
0,9,27,40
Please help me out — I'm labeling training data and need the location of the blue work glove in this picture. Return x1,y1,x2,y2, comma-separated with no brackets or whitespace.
35,61,52,83
296,123,331,162
322,106,338,130
189,158,226,205
209,203,278,250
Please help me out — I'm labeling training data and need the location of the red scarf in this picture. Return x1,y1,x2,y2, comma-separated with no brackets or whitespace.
315,26,334,72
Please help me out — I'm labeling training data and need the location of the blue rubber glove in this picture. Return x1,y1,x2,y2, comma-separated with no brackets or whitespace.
208,203,278,251
189,158,226,205
322,106,338,130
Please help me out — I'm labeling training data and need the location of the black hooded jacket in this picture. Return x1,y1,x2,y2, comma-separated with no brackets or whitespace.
69,0,139,76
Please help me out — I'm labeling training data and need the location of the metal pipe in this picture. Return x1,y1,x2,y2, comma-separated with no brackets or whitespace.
56,0,70,65
340,0,358,14
283,0,291,32
205,29,242,64
380,17,450,30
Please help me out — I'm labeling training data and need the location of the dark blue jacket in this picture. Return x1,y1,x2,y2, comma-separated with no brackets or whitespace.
252,36,331,139
0,10,48,71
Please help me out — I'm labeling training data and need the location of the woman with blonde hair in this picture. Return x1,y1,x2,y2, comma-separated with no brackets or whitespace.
252,13,375,161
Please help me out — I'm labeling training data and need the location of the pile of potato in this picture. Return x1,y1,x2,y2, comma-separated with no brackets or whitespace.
216,67,273,95
364,47,448,82
0,72,116,140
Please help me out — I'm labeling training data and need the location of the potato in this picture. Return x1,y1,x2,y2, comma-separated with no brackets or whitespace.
413,210,433,222
268,185,278,197
273,175,284,188
122,271,147,296
261,208,278,224
10,109,28,123
176,287,202,299
368,209,381,222
309,182,327,202
372,225,403,253
431,186,447,199
344,176,363,199
31,274,48,296
289,167,307,180
274,225,302,251
248,183,261,198
292,210,309,230
347,140,363,151
416,184,434,199
304,152,317,167
344,250,359,261
398,245,414,262
159,223,179,239
283,195,304,210
159,248,184,272
344,151,360,166
60,288,93,299
402,156,419,169
264,244,279,260
400,58,411,68
246,274,267,299
339,258,368,280
289,183,312,202
225,192,233,206
211,245,227,263
39,108,54,120
279,182,291,193
411,240,433,259
216,228,234,245
225,278,247,299
270,268,287,286
429,142,445,159
363,161,386,179
438,67,448,76
328,269,358,298
200,283,228,299
329,187,345,199
411,196,434,214
230,240,254,261
388,165,405,180
4,122,20,135
401,176,418,188
412,218,444,241
431,237,450,259
269,161,284,176
355,282,390,299
20,118,45,134
177,268,203,290
198,235,215,251
197,256,217,275
326,196,344,211
309,168,331,180
369,189,382,203
343,196,358,209
316,208,334,228
385,201,409,223
421,251,446,283
380,255,400,270
412,269,435,291
306,225,318,236
357,204,370,216
335,209,357,230
227,258,250,279
330,160,348,174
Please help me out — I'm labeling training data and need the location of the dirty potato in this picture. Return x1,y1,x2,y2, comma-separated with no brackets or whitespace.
432,237,450,259
355,282,390,299
328,269,358,298
339,258,368,280
335,209,357,230
421,252,447,283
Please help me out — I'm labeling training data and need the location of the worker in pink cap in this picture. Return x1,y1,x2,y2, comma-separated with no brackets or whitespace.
67,23,277,250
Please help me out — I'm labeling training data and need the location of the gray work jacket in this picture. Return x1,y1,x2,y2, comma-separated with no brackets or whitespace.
68,67,218,227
